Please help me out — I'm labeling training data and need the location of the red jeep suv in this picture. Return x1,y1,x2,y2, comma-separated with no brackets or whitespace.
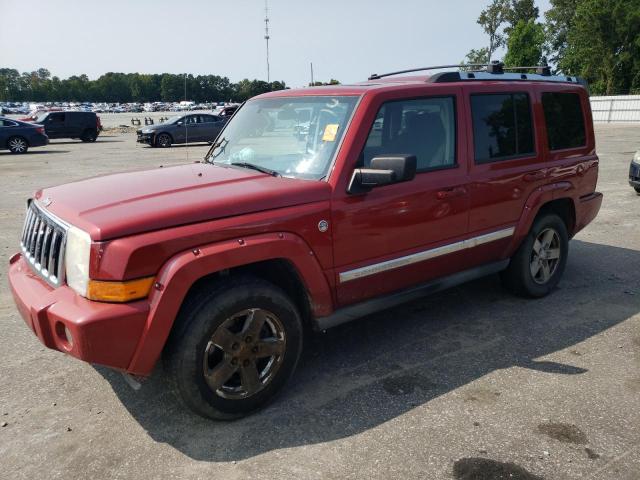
9,63,602,419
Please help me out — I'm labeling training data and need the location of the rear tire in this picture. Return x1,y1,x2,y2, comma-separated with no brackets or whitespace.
7,136,28,154
164,276,303,420
634,186,640,194
501,213,568,298
155,133,172,148
80,129,97,142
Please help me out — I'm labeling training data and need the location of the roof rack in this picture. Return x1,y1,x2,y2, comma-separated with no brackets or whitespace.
368,61,586,86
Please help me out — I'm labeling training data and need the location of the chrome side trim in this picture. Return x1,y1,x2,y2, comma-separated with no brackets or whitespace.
338,227,515,283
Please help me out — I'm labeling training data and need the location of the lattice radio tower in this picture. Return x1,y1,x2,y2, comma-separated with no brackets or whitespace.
264,0,271,83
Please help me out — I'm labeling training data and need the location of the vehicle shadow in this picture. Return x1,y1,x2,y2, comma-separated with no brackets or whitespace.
47,139,124,144
95,240,640,462
0,150,71,156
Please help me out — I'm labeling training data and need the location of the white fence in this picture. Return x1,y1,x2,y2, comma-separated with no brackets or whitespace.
590,95,640,123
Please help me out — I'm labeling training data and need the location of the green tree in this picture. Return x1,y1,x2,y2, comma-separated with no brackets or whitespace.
464,0,509,64
561,0,640,94
463,48,490,68
504,20,545,67
504,0,539,34
544,0,580,68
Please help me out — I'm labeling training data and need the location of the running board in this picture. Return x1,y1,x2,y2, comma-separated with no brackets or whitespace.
314,260,510,331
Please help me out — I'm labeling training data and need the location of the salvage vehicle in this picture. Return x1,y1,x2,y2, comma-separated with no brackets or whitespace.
0,116,48,153
137,113,228,148
9,62,602,419
34,111,102,142
629,151,640,194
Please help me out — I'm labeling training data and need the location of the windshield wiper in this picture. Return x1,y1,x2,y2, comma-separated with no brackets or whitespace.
231,162,281,177
204,137,227,163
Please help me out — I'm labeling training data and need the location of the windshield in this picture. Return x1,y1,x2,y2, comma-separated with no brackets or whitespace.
165,115,183,124
205,96,358,180
35,113,48,123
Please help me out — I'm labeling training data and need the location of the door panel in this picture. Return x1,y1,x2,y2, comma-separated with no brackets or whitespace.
465,86,548,266
331,90,470,307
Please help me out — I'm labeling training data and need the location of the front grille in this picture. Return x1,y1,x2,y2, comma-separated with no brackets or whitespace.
20,200,68,287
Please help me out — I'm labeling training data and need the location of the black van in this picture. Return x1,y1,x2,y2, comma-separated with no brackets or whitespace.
35,111,102,142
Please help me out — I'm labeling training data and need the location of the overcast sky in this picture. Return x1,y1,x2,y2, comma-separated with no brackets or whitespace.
0,0,551,87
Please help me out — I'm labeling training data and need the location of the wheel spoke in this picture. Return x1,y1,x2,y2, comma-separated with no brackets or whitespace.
533,239,542,255
542,229,555,247
242,309,267,338
531,260,542,277
541,261,551,282
204,358,238,391
211,326,238,351
546,248,560,260
240,363,261,395
255,338,285,357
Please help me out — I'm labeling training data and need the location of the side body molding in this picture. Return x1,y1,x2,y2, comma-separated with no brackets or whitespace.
126,232,333,375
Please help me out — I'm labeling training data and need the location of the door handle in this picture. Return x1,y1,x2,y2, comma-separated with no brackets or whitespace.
523,171,546,182
436,186,467,200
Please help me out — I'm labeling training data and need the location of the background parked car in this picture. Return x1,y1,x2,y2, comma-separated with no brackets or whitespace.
629,151,640,194
137,113,227,147
34,111,102,142
0,116,48,153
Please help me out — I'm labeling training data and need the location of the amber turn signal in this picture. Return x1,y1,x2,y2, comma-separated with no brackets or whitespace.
86,277,155,302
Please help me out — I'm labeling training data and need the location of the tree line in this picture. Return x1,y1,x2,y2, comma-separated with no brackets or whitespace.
466,0,640,95
0,69,287,103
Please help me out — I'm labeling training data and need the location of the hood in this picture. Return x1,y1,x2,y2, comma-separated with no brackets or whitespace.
35,163,331,241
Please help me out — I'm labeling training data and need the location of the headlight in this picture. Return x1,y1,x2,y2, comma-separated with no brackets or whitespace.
65,226,91,296
634,151,640,164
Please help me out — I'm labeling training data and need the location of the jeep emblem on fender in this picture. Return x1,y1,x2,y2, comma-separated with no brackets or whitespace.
318,220,329,232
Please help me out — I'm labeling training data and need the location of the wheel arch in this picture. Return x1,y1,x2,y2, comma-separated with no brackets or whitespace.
126,233,333,376
508,183,578,256
8,134,29,147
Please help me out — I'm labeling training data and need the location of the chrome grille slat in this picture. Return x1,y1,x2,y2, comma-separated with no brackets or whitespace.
40,224,52,272
20,201,69,287
29,217,41,257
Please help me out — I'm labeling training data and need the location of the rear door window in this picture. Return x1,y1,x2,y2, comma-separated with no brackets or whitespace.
542,92,586,150
361,97,457,172
471,93,534,163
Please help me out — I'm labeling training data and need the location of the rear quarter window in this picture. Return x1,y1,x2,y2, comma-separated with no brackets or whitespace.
471,93,534,163
542,92,586,151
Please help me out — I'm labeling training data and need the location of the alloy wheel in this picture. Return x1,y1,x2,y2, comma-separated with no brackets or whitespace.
202,308,286,400
9,137,27,153
530,227,561,285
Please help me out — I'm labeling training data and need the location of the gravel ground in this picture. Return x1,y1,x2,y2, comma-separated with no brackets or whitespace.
0,126,639,480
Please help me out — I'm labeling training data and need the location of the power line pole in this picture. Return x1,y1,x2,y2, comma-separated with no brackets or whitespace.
310,62,314,86
264,0,270,83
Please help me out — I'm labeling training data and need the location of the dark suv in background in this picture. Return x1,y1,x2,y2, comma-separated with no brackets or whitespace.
35,111,102,142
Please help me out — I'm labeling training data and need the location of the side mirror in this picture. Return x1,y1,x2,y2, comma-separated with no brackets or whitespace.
176,121,184,126
347,154,417,194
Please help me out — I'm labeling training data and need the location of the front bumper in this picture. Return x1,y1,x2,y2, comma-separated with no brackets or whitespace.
8,253,149,371
136,132,154,145
629,161,640,188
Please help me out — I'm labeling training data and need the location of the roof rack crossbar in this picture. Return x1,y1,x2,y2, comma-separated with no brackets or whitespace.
368,61,553,80
368,64,487,80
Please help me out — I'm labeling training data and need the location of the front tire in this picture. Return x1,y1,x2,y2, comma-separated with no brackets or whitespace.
501,213,568,298
155,133,172,148
634,186,640,194
8,136,28,154
164,277,303,420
